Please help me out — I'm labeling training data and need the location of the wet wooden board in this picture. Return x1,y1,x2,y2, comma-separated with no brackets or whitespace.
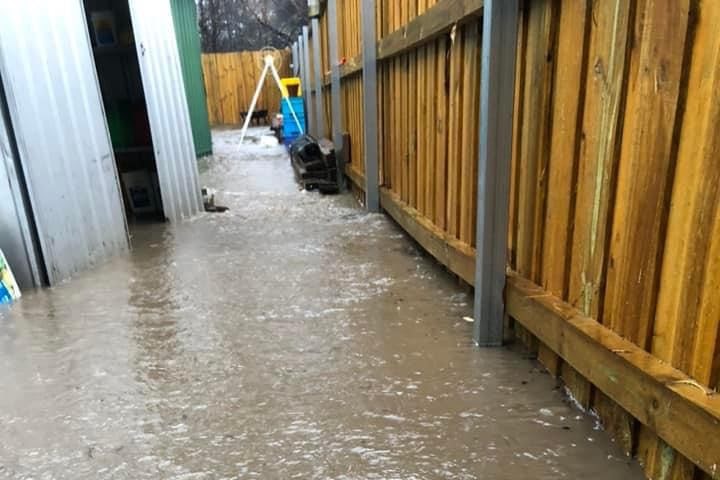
377,0,484,61
506,273,720,478
381,188,476,284
331,1,720,476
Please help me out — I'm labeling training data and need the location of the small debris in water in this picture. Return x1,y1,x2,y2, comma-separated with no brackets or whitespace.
463,316,474,323
202,186,229,213
259,135,279,147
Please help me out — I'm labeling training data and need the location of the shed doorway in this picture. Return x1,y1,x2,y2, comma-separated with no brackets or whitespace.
84,0,164,223
0,0,203,287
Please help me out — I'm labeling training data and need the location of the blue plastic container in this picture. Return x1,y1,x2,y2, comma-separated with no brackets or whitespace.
281,97,306,146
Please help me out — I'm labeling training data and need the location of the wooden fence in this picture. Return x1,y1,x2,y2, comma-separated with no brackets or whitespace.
306,0,720,479
201,49,291,126
509,2,719,478
337,0,365,189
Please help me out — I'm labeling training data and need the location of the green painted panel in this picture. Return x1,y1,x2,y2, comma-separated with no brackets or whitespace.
170,0,212,157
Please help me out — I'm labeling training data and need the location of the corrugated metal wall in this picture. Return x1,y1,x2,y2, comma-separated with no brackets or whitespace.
0,87,42,288
0,0,129,285
170,0,213,157
129,0,204,222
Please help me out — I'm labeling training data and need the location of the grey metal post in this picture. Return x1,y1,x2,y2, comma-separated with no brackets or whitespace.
302,26,314,135
291,42,298,76
298,35,306,96
297,35,305,97
361,0,380,212
297,36,305,128
473,0,519,346
327,0,345,189
311,18,325,137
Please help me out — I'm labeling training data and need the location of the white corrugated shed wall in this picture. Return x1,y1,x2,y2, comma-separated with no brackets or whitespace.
129,0,204,222
0,92,42,288
0,0,129,285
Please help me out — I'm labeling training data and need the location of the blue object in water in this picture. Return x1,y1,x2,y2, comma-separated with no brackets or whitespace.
0,283,12,305
281,97,306,147
0,249,21,304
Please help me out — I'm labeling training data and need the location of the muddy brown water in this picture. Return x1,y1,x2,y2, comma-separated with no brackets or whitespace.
0,128,644,479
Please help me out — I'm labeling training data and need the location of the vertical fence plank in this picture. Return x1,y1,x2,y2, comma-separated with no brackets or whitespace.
446,29,463,238
425,40,437,222
540,0,590,299
328,0,345,189
515,0,557,282
460,23,481,246
535,0,591,385
567,0,632,318
652,0,720,392
603,0,690,351
416,45,427,214
561,0,634,452
434,36,448,230
604,0,694,476
507,2,528,273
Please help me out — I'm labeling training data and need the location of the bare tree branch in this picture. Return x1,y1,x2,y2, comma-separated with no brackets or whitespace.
246,8,293,44
198,0,307,53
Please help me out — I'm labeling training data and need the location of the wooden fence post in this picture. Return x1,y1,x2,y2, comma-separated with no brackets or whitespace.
473,0,520,346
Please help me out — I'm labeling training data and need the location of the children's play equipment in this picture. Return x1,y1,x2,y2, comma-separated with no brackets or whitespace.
238,48,304,145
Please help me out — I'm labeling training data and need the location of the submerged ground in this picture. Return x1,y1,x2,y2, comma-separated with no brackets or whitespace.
0,128,643,479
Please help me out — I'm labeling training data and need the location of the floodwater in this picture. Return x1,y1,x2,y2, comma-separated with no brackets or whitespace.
0,128,643,479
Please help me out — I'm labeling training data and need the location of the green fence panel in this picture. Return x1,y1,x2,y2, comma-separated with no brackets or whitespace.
170,0,212,157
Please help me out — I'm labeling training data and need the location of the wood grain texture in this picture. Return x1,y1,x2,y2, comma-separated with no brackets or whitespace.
202,50,292,126
603,0,690,351
567,0,632,318
640,2,718,478
515,0,556,282
434,36,449,230
604,0,692,459
417,44,428,215
339,55,363,79
540,0,590,299
424,40,437,222
331,1,720,476
377,0,484,61
652,0,720,390
445,26,463,238
459,22,480,247
507,1,528,272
